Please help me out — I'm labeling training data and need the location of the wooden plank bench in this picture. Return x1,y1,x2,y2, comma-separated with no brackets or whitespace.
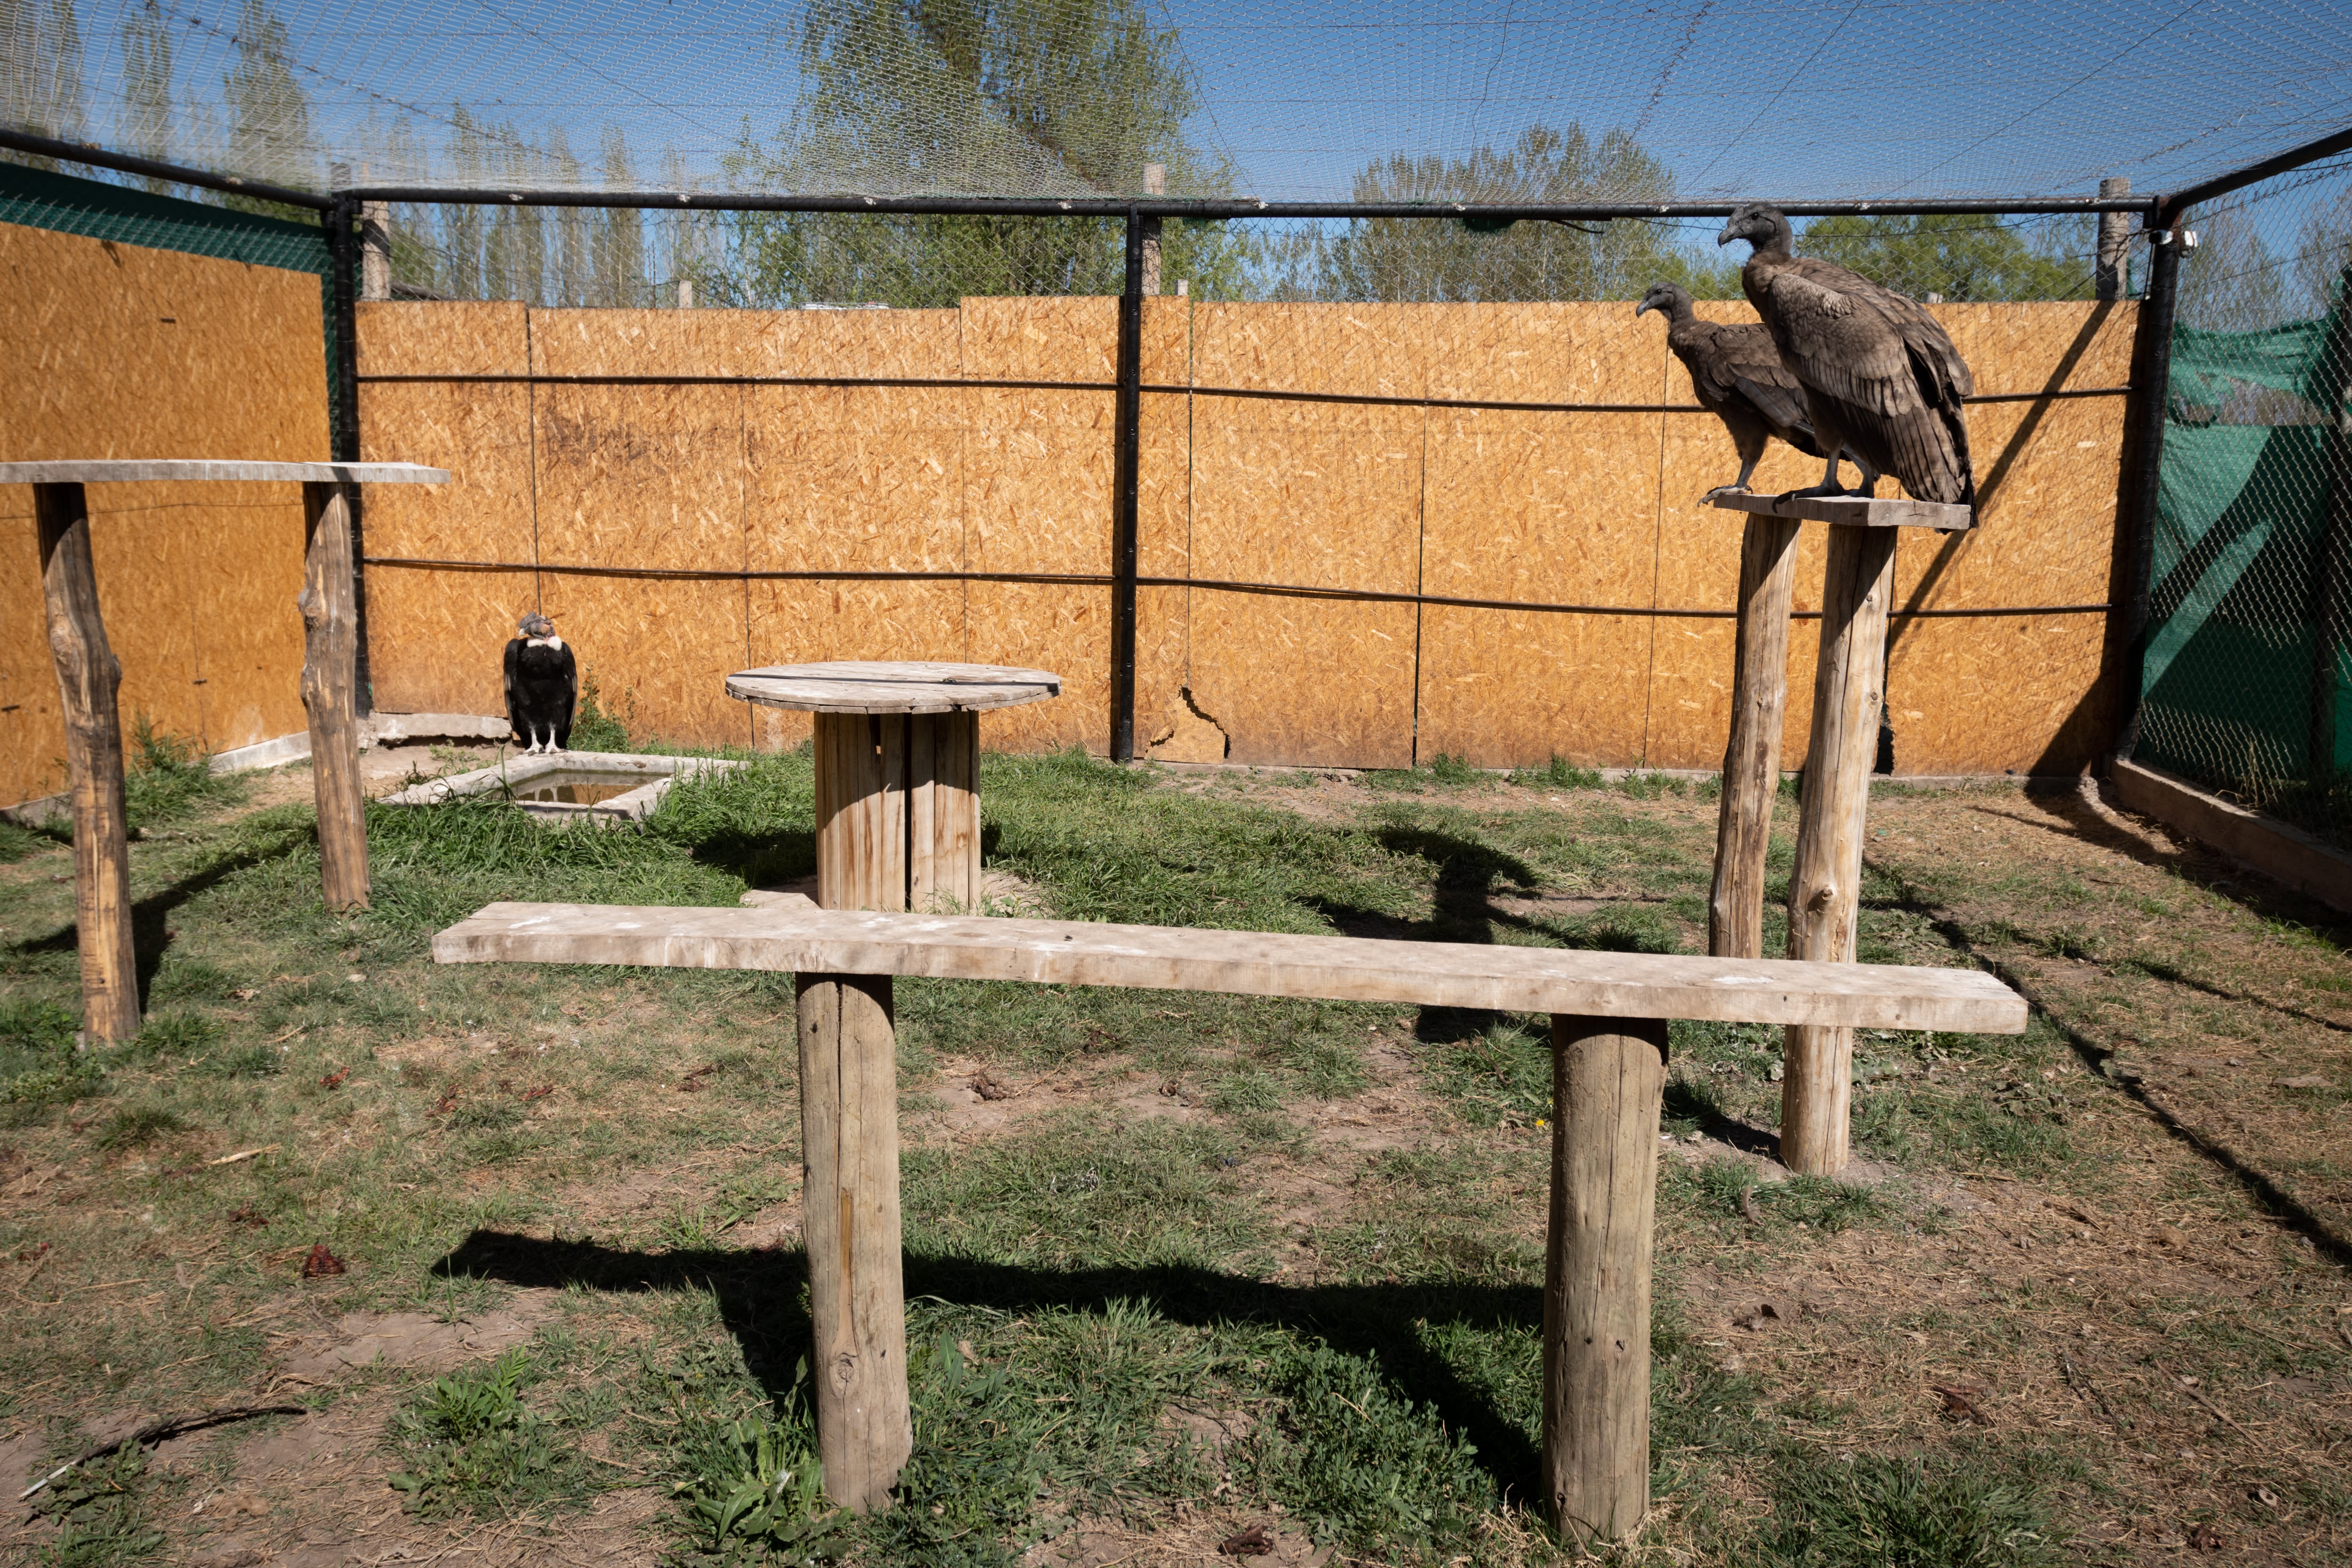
435,901,2027,1545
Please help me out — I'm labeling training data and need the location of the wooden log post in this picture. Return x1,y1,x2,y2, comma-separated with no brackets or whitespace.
795,971,912,1512
815,709,982,913
1543,1013,1666,1547
1707,513,1803,959
37,482,141,1043
1780,525,1899,1176
300,482,370,911
908,710,981,912
35,482,142,1045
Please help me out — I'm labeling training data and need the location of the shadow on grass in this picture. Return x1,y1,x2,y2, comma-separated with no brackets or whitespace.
6,820,313,1004
433,1229,1548,1504
1861,853,2352,1266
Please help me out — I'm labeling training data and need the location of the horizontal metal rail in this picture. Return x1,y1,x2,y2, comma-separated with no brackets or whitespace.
356,369,2127,414
0,127,334,211
359,554,2106,619
337,186,2161,220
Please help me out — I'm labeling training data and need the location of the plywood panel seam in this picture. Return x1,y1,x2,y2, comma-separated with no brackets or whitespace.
1641,341,1670,767
524,307,544,615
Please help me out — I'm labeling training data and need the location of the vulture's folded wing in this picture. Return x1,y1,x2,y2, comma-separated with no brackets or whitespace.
1876,290,1975,401
1711,328,1816,435
1764,262,1921,418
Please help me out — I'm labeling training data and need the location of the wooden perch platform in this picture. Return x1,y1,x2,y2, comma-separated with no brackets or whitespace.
1707,489,1973,530
436,896,2025,1539
0,460,448,485
433,902,2027,1034
24,461,448,1042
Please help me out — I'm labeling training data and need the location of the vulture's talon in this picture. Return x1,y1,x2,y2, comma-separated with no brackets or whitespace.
1702,484,1752,500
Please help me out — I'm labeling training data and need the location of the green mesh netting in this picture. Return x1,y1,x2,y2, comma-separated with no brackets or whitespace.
2135,308,2352,833
0,158,338,449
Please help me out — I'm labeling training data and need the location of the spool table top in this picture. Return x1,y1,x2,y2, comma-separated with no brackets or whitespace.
727,661,1063,716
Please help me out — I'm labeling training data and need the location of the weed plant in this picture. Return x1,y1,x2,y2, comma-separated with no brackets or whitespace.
121,718,248,831
387,1349,600,1520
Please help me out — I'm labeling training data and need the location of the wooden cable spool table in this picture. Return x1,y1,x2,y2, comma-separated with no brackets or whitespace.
1705,489,1973,1174
724,661,1062,913
0,460,448,1043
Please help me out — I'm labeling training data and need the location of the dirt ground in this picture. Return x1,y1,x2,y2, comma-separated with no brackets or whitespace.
1,758,2348,1566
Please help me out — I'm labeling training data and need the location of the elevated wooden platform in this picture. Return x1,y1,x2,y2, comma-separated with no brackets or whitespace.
1708,489,1974,531
434,901,2026,1033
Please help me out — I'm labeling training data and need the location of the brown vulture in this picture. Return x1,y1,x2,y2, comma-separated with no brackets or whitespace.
1635,280,1874,497
1715,203,1976,506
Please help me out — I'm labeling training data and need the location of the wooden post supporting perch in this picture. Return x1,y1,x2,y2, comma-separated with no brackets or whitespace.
795,971,912,1512
35,481,141,1045
301,482,370,911
1707,514,1802,959
1544,1013,1666,1546
1780,525,1899,1175
812,709,983,913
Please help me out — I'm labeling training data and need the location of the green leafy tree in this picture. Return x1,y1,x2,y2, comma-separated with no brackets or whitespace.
724,0,1252,306
2176,204,2289,333
118,0,173,191
0,0,88,164
223,0,314,193
1287,123,1731,303
1798,213,2088,302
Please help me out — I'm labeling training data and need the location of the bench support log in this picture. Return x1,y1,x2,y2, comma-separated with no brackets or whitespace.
36,482,140,1045
1780,525,1898,1175
815,710,980,912
1544,1013,1666,1546
1708,513,1802,959
796,971,912,1512
300,482,369,911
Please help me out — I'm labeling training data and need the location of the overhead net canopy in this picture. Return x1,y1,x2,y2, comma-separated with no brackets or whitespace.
4,0,2350,204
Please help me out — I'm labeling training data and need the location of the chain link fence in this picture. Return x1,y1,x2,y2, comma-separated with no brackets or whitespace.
2130,160,2352,843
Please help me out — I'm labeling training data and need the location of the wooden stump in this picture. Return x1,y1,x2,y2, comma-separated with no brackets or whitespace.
300,482,370,911
1543,1013,1666,1547
1780,525,1899,1176
1708,513,1802,959
814,710,981,912
35,482,141,1045
795,971,912,1512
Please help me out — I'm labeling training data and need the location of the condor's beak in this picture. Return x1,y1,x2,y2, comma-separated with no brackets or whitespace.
1715,220,1739,247
1634,297,1653,316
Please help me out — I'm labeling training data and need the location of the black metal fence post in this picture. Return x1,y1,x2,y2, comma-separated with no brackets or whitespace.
326,190,374,716
2110,219,2186,764
1109,207,1144,762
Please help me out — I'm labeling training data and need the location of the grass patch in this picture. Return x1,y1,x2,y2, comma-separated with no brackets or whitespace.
30,1443,167,1566
1759,1450,2064,1567
121,718,248,831
387,1348,601,1521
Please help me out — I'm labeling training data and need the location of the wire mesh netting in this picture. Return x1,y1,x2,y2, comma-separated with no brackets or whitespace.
5,0,2351,208
2133,158,2352,841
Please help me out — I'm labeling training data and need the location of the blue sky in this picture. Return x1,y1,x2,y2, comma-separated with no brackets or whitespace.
39,0,2352,202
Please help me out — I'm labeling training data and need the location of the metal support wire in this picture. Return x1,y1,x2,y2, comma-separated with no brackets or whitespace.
1110,207,1145,762
2111,226,2186,764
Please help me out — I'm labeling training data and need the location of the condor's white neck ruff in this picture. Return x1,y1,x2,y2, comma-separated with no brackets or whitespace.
525,635,564,650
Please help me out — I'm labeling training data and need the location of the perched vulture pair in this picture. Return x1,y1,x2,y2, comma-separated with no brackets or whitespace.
1714,202,1977,507
1635,281,1871,497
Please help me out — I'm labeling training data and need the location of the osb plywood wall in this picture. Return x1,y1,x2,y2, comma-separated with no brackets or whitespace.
358,295,2134,774
1,222,329,810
